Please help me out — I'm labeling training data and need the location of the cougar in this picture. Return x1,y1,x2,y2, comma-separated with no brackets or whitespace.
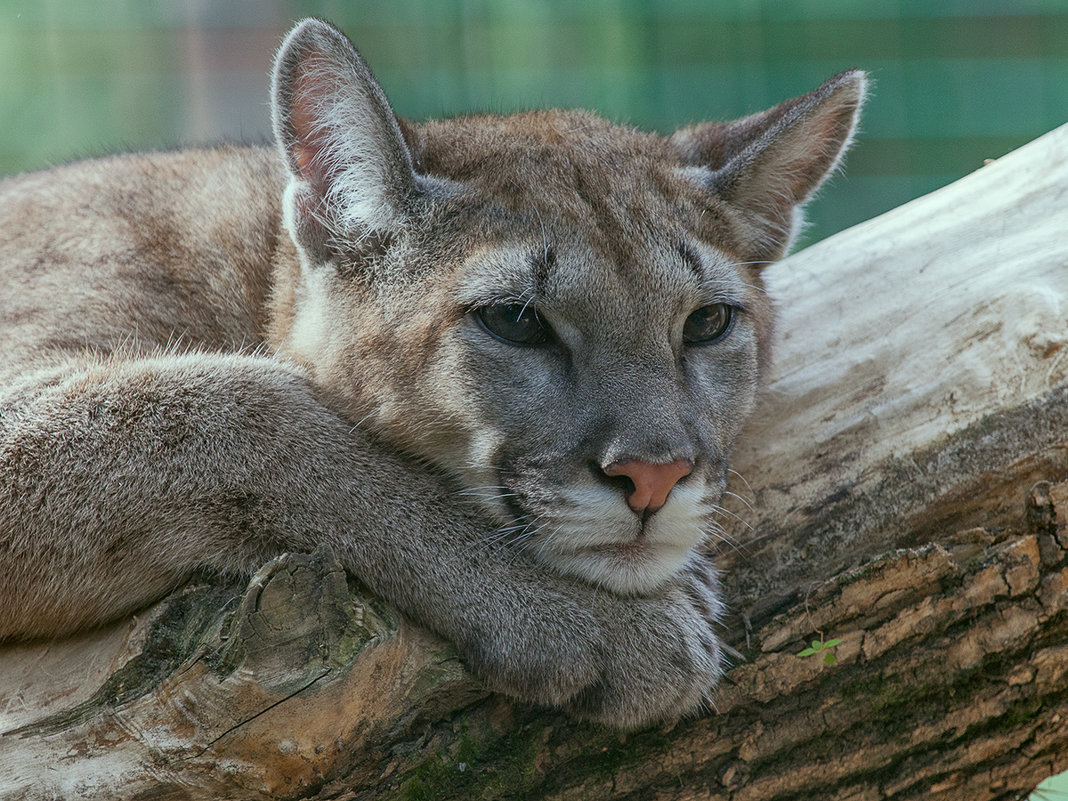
0,18,865,727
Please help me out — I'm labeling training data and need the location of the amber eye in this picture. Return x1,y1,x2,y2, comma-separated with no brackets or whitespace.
683,303,734,344
475,303,550,346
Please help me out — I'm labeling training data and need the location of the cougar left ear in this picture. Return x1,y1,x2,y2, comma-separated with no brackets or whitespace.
671,70,867,260
271,18,417,262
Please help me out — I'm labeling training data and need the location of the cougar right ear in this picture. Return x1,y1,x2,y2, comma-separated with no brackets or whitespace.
671,70,867,261
271,18,417,262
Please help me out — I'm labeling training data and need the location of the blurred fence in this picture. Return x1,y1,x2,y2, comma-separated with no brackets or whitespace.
1,0,1065,244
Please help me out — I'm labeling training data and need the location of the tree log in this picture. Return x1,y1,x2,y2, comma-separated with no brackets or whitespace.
1,124,1066,801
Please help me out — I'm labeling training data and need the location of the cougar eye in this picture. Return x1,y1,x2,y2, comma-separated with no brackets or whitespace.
475,303,550,346
683,303,734,344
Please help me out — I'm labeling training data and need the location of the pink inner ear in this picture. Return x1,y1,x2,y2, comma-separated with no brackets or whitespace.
782,106,856,201
289,64,335,193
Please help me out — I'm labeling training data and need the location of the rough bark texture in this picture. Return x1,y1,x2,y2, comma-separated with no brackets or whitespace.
2,124,1066,800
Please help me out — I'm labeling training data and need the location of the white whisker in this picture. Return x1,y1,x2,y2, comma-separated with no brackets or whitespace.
727,468,755,498
707,502,752,531
721,489,755,512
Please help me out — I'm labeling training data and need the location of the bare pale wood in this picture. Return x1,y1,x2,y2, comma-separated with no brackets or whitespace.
719,123,1068,618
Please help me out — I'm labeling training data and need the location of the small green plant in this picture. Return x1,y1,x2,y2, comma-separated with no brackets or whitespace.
797,637,843,666
797,583,843,666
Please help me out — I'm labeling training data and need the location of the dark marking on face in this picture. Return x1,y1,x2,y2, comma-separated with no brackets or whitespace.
530,246,556,299
677,241,704,284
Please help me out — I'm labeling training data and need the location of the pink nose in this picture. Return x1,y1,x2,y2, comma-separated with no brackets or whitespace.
603,457,694,514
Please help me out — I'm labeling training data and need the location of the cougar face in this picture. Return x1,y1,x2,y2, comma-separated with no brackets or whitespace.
283,112,768,595
450,231,760,595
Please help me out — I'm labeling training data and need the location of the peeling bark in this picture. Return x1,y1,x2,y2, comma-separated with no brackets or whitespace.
0,550,484,799
2,125,1066,800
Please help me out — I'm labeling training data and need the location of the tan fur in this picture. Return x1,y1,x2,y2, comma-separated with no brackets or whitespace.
0,19,865,727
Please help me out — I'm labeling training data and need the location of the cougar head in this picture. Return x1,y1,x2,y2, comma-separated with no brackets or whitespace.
270,18,866,594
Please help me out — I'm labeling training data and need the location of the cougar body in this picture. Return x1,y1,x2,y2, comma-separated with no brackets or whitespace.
0,19,865,726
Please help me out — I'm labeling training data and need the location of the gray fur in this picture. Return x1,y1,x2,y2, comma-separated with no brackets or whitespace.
0,18,864,727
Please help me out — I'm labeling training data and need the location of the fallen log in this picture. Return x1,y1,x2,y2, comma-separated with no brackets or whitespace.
1,123,1065,801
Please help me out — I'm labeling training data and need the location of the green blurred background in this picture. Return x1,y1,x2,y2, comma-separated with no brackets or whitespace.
1,0,1066,247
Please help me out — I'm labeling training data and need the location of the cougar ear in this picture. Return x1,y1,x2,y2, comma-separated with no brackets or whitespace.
271,18,416,262
671,70,867,260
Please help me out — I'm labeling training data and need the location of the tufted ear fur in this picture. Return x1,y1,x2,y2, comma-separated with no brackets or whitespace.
671,70,867,260
271,18,417,264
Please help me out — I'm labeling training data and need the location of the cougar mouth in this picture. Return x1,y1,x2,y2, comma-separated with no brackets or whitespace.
479,452,713,592
545,536,695,595
592,538,661,571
